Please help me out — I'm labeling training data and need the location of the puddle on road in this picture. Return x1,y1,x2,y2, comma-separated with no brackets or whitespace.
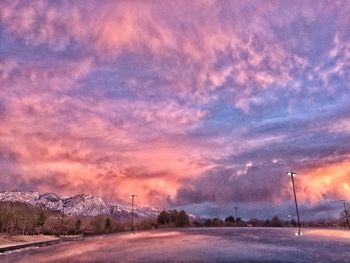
121,231,183,240
306,229,350,241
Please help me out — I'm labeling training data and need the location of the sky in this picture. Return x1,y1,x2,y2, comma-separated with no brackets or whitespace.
1,0,350,220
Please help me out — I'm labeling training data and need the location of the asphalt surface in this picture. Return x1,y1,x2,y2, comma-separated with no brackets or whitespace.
1,228,349,263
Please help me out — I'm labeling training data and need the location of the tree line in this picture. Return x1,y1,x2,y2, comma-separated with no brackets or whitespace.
1,201,349,237
0,201,157,237
192,214,349,228
157,209,190,227
158,210,350,229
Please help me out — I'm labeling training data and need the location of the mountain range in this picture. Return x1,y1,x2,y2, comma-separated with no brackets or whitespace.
0,190,160,218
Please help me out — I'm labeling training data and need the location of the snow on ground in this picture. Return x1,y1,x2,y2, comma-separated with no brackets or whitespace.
0,235,60,248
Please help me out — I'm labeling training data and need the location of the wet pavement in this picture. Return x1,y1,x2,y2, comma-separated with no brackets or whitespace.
1,228,349,262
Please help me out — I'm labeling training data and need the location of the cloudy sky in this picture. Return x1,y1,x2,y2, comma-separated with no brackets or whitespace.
1,0,350,219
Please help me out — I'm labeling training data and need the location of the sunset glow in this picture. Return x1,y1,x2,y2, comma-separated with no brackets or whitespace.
1,0,350,218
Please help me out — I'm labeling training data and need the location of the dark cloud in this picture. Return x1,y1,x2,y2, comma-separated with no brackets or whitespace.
175,200,344,221
175,164,290,205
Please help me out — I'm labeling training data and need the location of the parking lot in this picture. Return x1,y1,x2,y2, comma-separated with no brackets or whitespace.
1,228,350,262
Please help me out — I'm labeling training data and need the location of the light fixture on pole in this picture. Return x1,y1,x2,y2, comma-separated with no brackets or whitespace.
130,194,137,232
287,171,302,236
341,200,350,229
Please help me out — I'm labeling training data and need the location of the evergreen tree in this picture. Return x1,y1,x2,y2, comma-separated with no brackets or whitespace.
271,216,283,227
177,210,189,227
204,218,212,227
157,210,169,224
225,216,235,223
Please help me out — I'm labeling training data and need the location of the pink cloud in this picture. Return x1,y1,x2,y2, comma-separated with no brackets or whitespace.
1,0,307,110
1,0,350,210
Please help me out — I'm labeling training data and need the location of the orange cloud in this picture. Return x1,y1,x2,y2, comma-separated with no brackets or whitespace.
297,161,350,203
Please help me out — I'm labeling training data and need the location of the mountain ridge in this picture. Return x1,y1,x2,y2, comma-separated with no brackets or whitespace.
0,190,160,218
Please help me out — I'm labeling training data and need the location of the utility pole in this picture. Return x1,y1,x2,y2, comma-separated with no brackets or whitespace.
287,172,302,236
130,194,137,232
341,200,350,229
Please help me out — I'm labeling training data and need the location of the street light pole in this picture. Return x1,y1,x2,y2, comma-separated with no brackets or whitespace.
341,200,350,229
287,215,292,226
61,205,65,236
287,172,302,236
234,207,238,222
130,194,137,232
168,210,172,225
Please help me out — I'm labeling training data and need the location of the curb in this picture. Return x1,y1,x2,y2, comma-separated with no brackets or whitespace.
0,236,84,253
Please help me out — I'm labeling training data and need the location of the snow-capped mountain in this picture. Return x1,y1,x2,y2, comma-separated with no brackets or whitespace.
0,190,160,218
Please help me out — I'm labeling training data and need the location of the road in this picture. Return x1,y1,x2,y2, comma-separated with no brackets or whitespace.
1,228,350,262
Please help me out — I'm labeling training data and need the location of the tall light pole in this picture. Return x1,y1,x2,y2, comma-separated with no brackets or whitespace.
287,214,292,226
61,205,65,236
130,194,137,232
168,210,172,225
234,207,238,222
287,172,302,236
341,200,350,229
